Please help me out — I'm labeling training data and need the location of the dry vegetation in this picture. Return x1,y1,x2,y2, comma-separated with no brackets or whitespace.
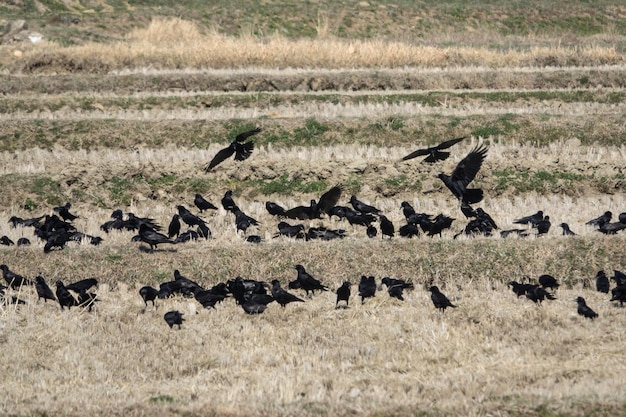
2,1,626,416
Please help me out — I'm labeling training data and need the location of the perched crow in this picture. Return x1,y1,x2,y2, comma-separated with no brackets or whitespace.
173,269,203,297
366,225,378,238
233,208,259,234
538,274,559,290
53,202,79,222
164,310,185,329
595,270,610,293
175,229,199,243
401,201,416,221
536,216,551,236
349,195,382,215
35,276,56,303
576,296,598,319
132,224,175,251
221,190,238,212
358,275,377,304
597,222,626,235
306,226,346,241
271,280,304,308
65,278,98,293
525,286,556,304
77,290,99,311
513,211,544,227
245,235,262,244
0,264,31,289
378,215,395,239
204,127,261,172
429,286,456,311
265,201,286,217
402,136,466,163
0,236,14,246
139,286,159,306
336,281,352,308
586,211,612,228
193,288,228,309
167,214,181,238
508,281,536,298
193,193,218,213
559,223,576,236
43,229,73,253
436,144,488,204
17,238,31,246
290,265,329,296
55,280,78,310
275,222,305,239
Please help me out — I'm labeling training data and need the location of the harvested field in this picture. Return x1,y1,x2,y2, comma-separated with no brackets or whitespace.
2,2,626,416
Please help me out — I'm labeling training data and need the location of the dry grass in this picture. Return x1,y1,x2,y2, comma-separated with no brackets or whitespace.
6,18,625,74
2,233,626,417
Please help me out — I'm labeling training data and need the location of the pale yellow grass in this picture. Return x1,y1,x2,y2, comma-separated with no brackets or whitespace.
12,18,625,73
1,236,626,416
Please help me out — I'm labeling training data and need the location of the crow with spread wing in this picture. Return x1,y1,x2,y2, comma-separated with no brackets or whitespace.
204,127,261,172
402,136,466,163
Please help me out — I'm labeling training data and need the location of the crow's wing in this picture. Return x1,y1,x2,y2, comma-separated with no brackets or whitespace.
435,136,466,150
205,145,235,172
235,127,262,142
449,144,488,188
402,147,432,161
234,141,254,161
317,184,343,215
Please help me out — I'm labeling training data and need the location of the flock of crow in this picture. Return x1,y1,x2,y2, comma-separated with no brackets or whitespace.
2,129,626,328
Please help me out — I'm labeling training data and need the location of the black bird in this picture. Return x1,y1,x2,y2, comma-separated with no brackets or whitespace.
193,287,228,309
66,278,98,293
336,281,352,308
204,127,261,172
8,214,44,228
221,190,238,212
381,277,413,301
164,310,185,329
436,144,488,204
35,276,56,303
139,286,159,306
306,226,346,241
167,214,181,238
265,201,286,217
619,212,626,224
233,208,259,234
17,238,31,246
240,295,273,315
500,228,529,238
290,265,329,296
423,214,455,237
132,224,175,251
175,229,199,243
173,269,203,297
275,221,306,239
0,236,14,246
55,280,77,310
245,235,262,244
43,229,73,253
586,211,612,228
314,184,344,218
429,286,456,311
402,136,466,163
194,194,218,213
610,285,626,307
176,205,207,229
400,201,416,221
358,275,377,304
536,216,551,236
349,195,382,215
595,270,610,293
538,274,559,290
378,215,395,239
399,223,420,238
53,202,79,222
558,223,576,236
0,264,31,289
508,281,536,298
387,285,405,301
366,225,378,238
346,210,377,227
513,211,544,227
77,290,99,311
271,280,305,308
525,286,556,304
576,296,598,319
597,222,626,235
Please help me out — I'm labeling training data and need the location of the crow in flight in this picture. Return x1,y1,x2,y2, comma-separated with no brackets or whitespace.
204,127,261,172
429,286,456,311
402,136,466,163
436,144,488,205
576,296,598,319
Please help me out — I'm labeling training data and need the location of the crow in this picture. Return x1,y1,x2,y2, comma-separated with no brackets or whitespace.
168,214,181,238
77,290,99,311
306,226,346,241
595,270,610,293
65,278,98,293
204,127,261,172
315,184,344,218
559,222,576,236
610,285,626,307
0,264,31,289
536,216,551,236
586,211,612,228
265,201,286,217
576,296,598,319
164,310,185,329
349,195,382,215
194,193,218,213
245,235,262,244
55,280,77,310
0,236,14,246
620,212,626,224
290,265,329,296
233,208,259,234
176,205,206,228
175,229,199,243
366,225,377,238
525,286,556,304
436,144,488,204
400,201,416,221
173,269,203,297
429,286,456,311
139,286,159,306
132,224,175,251
275,222,305,239
399,223,420,238
346,210,377,227
271,280,304,308
35,276,56,303
538,274,559,290
387,285,405,301
378,215,395,239
221,190,238,212
17,238,31,246
43,229,73,253
597,222,626,235
336,281,352,308
402,136,466,163
513,211,544,227
508,281,536,298
381,277,415,291
8,215,44,228
358,275,377,304
193,287,228,309
53,202,79,222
